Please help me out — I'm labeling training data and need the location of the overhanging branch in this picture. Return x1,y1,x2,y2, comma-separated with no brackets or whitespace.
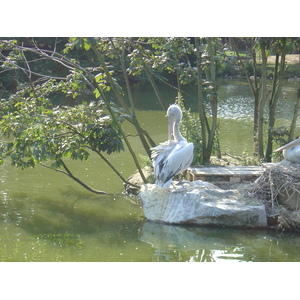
40,161,109,195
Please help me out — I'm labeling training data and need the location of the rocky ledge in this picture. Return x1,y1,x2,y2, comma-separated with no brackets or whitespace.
139,180,267,228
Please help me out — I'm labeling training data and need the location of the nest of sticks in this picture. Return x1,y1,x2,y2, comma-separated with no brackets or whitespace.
247,162,300,231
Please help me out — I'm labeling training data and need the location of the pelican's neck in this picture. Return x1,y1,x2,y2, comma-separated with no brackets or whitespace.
173,120,185,142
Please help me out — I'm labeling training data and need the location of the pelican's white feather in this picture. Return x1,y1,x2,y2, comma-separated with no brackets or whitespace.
151,104,194,188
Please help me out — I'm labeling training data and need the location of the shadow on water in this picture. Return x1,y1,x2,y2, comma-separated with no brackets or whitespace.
0,186,147,261
8,192,141,233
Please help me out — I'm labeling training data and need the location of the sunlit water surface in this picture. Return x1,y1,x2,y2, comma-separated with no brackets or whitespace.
1,79,300,262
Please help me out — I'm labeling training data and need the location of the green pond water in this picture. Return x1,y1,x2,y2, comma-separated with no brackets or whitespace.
1,79,300,262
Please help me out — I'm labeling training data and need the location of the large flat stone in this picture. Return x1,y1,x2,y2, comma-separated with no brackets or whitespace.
188,166,265,183
139,180,267,228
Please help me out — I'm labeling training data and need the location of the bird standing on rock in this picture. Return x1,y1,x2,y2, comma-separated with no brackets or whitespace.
151,104,194,188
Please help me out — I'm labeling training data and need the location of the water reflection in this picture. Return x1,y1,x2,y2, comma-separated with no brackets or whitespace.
139,221,300,262
2,184,300,262
132,79,300,125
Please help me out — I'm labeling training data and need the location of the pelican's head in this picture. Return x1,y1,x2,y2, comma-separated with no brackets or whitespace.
167,104,182,141
167,104,182,120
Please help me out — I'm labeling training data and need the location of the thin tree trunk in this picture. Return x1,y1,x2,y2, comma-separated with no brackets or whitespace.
266,38,287,161
93,48,130,113
257,42,268,158
206,38,218,160
119,39,153,156
230,38,260,156
251,47,260,156
289,86,300,141
143,63,167,111
265,54,280,160
92,78,148,184
89,147,139,188
195,37,207,164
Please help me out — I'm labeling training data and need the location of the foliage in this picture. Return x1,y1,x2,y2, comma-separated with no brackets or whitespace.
269,126,290,147
0,96,124,169
0,37,151,192
241,151,263,166
128,37,195,84
175,96,203,165
268,126,290,162
1,37,299,195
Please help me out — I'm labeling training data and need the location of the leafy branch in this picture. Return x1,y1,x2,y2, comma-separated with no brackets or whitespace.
1,39,149,192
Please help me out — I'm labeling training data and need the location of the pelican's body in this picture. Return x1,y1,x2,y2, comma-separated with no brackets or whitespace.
151,104,194,188
274,137,300,163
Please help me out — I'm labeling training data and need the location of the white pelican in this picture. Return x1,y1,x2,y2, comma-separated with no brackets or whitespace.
274,137,300,163
151,104,194,188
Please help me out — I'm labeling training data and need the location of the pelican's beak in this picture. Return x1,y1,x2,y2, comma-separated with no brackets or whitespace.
168,116,173,141
274,137,300,152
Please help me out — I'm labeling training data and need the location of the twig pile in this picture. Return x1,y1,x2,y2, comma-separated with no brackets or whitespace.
248,163,300,231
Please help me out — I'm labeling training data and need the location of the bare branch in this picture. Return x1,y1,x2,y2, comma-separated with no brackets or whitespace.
40,161,109,195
